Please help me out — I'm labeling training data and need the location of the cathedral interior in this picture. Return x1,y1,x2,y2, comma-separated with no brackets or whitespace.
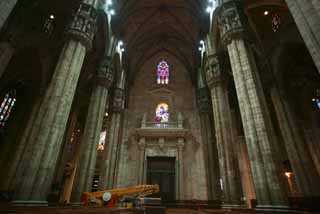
0,0,320,213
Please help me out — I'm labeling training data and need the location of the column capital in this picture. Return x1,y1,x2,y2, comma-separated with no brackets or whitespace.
66,2,98,50
218,0,245,46
205,54,227,88
112,88,125,112
95,57,114,89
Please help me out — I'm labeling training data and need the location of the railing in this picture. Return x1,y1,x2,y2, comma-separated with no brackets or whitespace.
141,122,183,129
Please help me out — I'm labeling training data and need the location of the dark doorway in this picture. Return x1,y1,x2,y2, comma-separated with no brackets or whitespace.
147,156,175,202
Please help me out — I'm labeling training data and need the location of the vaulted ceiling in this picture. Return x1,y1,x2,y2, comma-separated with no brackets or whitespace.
112,0,209,84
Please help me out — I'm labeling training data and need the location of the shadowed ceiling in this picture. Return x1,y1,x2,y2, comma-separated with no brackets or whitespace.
112,0,208,85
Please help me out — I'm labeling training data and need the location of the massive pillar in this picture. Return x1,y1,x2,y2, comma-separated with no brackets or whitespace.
271,86,320,196
205,52,242,205
71,59,114,202
13,0,99,204
218,0,287,207
284,0,320,73
0,0,18,31
99,68,126,190
0,95,42,191
196,69,221,201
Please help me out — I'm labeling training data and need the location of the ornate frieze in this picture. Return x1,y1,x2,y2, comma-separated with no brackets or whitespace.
66,2,98,50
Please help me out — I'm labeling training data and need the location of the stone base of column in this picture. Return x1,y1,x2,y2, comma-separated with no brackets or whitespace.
11,200,48,206
255,205,291,212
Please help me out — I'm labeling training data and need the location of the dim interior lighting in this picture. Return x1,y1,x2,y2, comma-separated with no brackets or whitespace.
109,9,115,15
264,10,269,16
285,172,292,178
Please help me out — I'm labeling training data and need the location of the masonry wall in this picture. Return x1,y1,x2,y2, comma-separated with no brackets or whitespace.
116,53,208,200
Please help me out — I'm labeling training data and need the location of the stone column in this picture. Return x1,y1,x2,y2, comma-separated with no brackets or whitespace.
197,86,221,200
236,136,256,208
284,0,320,73
71,58,115,202
205,53,242,205
13,0,99,204
99,68,126,190
0,96,42,191
137,137,146,185
177,138,184,200
219,0,287,207
270,86,320,196
0,0,18,30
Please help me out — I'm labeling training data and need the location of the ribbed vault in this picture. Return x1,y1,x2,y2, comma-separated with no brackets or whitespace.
113,0,208,85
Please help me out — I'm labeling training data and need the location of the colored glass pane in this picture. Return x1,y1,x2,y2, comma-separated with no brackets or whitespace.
155,103,169,123
157,60,169,84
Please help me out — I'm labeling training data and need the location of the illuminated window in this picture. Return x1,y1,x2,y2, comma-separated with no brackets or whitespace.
0,90,16,128
157,60,169,84
155,103,169,123
98,131,107,151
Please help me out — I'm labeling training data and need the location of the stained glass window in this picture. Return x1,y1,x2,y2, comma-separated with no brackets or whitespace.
155,103,169,123
0,90,16,128
157,60,169,84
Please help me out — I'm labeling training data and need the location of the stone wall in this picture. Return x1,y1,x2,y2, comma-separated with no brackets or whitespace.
116,53,208,200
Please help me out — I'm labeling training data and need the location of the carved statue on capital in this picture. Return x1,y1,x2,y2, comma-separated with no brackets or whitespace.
95,57,114,89
205,54,226,88
66,2,98,50
218,1,244,45
112,88,125,112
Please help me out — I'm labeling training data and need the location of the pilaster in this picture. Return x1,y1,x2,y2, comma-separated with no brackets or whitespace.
177,138,185,200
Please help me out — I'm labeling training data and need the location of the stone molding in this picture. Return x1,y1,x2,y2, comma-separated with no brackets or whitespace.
66,2,98,51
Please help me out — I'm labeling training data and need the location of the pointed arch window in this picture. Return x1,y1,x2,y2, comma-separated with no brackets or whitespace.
157,60,169,84
0,90,17,128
